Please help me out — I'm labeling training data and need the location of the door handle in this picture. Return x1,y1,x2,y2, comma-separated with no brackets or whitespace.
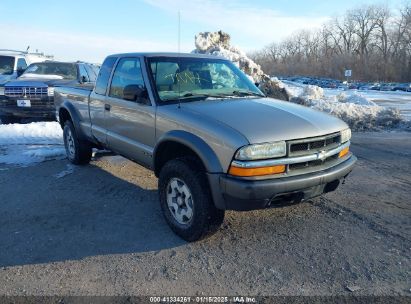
104,104,111,111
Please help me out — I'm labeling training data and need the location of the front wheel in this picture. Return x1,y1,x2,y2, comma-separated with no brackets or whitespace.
159,157,225,242
63,120,92,165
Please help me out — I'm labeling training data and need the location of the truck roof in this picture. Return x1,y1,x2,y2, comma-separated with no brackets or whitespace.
107,52,227,60
30,60,94,65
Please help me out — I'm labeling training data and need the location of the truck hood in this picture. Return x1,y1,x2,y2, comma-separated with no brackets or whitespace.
5,78,77,87
181,98,348,144
0,74,15,85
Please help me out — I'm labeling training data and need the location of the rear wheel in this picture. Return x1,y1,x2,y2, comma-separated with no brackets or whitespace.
63,120,92,165
159,157,225,242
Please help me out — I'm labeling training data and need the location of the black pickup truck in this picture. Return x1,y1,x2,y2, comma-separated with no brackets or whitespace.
0,61,99,124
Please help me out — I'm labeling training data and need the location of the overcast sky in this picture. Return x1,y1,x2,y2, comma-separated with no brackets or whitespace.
0,0,402,63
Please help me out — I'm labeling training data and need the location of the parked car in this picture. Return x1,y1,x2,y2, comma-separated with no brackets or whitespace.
359,84,373,90
54,52,356,241
370,83,381,90
0,49,53,85
0,61,99,123
359,83,381,91
380,83,396,91
393,83,411,92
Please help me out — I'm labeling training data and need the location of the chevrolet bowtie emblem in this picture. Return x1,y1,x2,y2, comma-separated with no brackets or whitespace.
317,150,327,160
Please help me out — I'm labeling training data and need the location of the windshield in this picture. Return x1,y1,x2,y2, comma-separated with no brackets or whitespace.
148,57,264,103
0,56,15,75
21,62,77,80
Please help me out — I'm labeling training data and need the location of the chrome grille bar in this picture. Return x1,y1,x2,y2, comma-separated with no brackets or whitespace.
288,132,341,157
5,86,48,98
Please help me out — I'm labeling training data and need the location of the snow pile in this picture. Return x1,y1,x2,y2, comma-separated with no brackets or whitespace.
335,92,377,106
193,31,289,100
289,85,408,131
270,77,285,89
299,86,376,106
194,31,265,82
300,85,325,101
0,122,65,166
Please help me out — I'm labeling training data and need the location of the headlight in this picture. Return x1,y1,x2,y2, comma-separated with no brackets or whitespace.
340,128,351,143
0,87,4,95
235,141,286,160
47,87,54,96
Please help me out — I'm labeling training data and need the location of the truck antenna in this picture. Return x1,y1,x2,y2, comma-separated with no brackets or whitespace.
177,10,181,109
178,10,181,53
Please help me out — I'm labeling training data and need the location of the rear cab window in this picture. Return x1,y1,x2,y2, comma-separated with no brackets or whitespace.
84,64,97,82
95,57,117,95
78,64,90,82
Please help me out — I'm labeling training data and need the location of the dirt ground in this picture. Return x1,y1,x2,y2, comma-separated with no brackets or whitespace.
0,132,410,296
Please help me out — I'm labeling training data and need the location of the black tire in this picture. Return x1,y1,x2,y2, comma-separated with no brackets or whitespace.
63,120,92,165
159,157,225,242
0,115,21,124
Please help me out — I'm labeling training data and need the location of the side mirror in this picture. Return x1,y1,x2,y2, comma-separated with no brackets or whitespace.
17,68,25,77
255,82,260,87
80,75,88,83
123,85,149,104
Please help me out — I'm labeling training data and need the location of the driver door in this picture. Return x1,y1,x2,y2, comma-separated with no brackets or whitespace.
105,57,155,168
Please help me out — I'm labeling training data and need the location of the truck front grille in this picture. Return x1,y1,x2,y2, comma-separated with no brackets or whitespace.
5,87,48,99
288,154,339,171
288,133,340,157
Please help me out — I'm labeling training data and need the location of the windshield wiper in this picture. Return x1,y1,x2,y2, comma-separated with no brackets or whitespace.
164,93,223,102
230,90,265,97
162,91,264,103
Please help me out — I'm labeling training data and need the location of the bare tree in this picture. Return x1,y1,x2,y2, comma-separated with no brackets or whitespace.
249,3,411,82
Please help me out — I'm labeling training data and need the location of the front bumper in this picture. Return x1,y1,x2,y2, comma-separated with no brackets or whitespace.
0,96,55,118
208,155,357,211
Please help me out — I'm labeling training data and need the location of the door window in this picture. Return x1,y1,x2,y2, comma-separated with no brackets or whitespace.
17,58,27,70
109,57,147,103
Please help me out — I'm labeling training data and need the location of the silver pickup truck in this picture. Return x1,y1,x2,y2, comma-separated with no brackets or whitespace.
54,53,356,241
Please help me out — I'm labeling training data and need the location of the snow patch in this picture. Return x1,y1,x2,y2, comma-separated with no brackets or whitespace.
0,122,62,145
0,122,65,166
54,164,75,178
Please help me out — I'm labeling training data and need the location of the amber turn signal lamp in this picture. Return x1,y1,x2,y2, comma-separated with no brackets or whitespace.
339,147,349,158
228,165,286,177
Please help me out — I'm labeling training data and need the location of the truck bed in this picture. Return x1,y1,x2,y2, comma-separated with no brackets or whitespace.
54,85,94,139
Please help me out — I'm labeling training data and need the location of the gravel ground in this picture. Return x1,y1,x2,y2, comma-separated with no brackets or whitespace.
0,132,410,297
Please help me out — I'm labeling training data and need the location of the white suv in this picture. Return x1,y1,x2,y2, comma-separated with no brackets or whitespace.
0,49,53,85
